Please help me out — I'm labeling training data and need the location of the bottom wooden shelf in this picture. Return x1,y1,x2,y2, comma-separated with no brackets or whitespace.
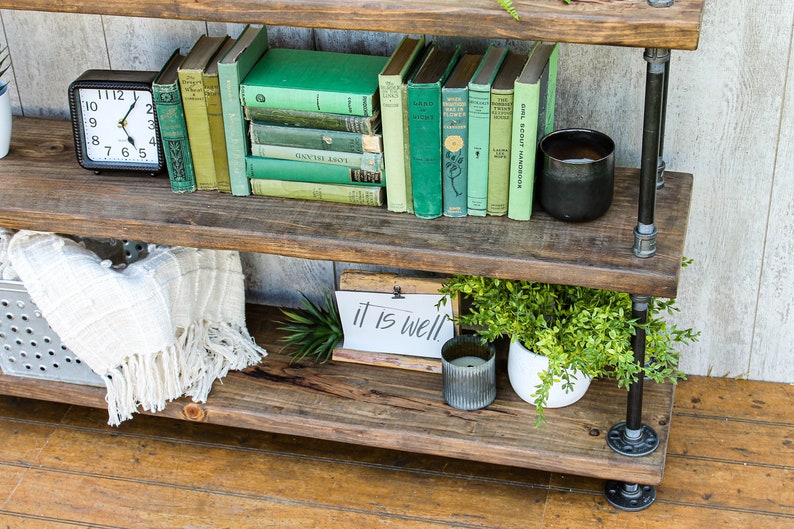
0,304,673,485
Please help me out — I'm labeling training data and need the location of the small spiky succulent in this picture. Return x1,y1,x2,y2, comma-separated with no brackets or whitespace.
278,291,343,364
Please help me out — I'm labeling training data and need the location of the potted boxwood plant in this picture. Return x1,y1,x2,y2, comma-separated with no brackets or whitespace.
438,273,698,425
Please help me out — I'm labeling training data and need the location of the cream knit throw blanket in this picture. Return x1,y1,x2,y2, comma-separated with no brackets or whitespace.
7,231,266,425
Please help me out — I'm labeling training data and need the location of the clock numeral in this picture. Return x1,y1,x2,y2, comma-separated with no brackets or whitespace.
121,147,130,158
91,135,100,146
148,119,155,131
145,103,154,115
83,101,98,112
88,117,97,128
148,136,156,146
96,89,125,100
139,148,147,159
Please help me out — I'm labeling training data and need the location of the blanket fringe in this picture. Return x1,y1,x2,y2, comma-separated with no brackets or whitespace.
103,320,266,426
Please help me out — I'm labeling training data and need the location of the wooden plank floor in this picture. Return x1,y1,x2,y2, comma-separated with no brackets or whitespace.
0,376,791,528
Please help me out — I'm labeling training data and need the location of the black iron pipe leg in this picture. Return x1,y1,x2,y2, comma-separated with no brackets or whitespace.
633,48,670,258
607,294,660,457
657,57,670,189
605,481,657,511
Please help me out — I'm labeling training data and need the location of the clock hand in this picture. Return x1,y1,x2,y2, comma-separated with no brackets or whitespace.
118,94,139,147
121,123,135,147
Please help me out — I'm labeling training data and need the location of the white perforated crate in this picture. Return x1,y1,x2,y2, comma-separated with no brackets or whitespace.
0,279,104,386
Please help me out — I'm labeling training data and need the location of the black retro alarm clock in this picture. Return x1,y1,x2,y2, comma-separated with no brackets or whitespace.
68,69,164,174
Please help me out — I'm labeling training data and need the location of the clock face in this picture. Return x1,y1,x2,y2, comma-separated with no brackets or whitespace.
69,71,164,173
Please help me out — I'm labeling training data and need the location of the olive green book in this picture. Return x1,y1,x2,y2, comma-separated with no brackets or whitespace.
218,24,270,196
244,106,380,134
240,48,389,116
466,44,508,216
249,122,382,154
152,49,196,193
178,35,228,191
203,37,236,193
250,178,385,207
486,51,528,216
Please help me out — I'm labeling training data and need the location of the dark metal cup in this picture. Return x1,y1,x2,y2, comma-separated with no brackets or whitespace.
539,128,615,222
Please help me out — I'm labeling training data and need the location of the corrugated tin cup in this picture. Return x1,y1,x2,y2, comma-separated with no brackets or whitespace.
441,335,496,410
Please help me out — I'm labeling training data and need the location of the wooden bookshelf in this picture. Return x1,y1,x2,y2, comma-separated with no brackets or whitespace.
0,304,674,486
0,0,704,50
0,117,691,298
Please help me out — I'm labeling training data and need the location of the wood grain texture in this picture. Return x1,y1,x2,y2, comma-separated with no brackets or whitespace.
0,0,705,50
0,117,692,298
0,304,675,485
1,376,790,527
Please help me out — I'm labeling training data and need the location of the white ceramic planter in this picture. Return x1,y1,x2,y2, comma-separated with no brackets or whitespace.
507,340,592,408
0,87,11,159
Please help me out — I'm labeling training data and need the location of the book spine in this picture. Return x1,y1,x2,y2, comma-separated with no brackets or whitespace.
178,69,218,190
466,86,491,216
508,82,541,221
204,72,231,193
486,89,514,216
244,106,379,134
408,83,444,219
245,156,385,186
240,85,376,117
250,178,385,206
249,122,382,154
401,81,414,213
249,144,383,171
543,44,559,136
152,82,197,193
441,85,468,217
380,73,409,212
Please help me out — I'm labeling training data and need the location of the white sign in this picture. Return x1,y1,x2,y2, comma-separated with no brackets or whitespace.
335,291,454,358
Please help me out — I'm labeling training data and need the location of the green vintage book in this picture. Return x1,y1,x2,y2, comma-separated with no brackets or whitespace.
440,53,481,217
246,156,384,186
244,106,380,134
249,122,382,154
239,48,389,116
249,143,383,171
178,35,227,191
407,44,461,219
250,178,385,207
204,37,236,193
218,24,270,196
466,44,508,216
508,43,558,221
152,49,197,194
486,51,528,217
379,35,426,213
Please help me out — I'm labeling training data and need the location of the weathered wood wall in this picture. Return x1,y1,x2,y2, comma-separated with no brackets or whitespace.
0,0,792,383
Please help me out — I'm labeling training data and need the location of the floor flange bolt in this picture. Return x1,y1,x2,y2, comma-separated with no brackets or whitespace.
604,481,656,511
606,422,660,457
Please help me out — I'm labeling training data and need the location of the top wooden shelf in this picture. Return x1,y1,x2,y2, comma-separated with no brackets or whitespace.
0,117,691,297
0,0,704,50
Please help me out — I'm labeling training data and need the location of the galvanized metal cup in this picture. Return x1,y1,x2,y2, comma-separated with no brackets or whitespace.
441,335,496,410
539,128,615,222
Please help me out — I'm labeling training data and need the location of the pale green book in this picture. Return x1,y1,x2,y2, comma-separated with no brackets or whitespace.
248,143,383,171
250,178,385,206
508,43,557,221
486,51,527,216
246,156,384,186
218,25,270,196
379,35,426,213
178,35,228,191
466,45,508,216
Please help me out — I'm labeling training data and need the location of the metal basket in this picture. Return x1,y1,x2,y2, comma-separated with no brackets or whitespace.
0,238,148,387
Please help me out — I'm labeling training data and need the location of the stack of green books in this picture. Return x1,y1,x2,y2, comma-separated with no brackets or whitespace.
240,48,390,207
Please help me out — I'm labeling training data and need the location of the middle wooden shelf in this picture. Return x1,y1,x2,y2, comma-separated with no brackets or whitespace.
0,117,691,298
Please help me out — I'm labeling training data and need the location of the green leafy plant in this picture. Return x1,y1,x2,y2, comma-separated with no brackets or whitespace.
439,274,699,423
0,47,10,94
278,291,343,364
498,0,572,20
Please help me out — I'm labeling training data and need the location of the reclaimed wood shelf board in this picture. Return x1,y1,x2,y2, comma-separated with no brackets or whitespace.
0,117,692,298
0,0,704,50
0,304,674,485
